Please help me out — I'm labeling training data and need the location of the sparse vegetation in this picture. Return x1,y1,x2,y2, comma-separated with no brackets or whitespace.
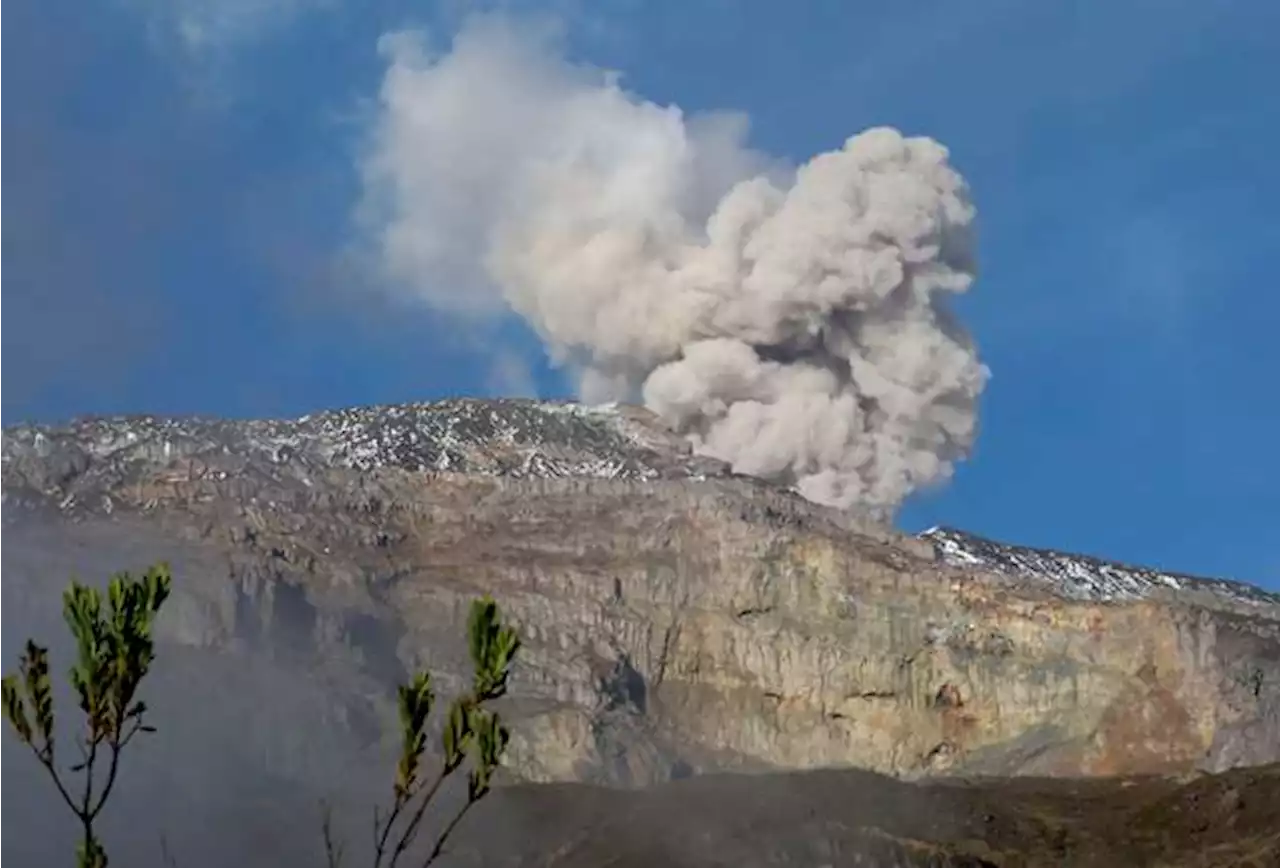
2,564,172,868
350,595,520,868
2,564,522,868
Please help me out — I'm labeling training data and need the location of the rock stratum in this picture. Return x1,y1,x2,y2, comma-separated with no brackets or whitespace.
4,397,1278,798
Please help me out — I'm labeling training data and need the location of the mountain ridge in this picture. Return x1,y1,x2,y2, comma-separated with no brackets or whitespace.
4,397,1279,793
4,398,1274,606
919,525,1277,606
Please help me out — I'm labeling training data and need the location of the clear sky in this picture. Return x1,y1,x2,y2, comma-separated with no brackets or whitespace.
4,0,1278,589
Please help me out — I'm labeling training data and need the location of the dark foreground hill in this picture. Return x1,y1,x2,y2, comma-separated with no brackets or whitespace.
454,762,1280,867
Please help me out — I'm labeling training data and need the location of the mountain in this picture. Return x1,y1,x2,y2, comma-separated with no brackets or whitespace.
3,397,1278,780
3,399,1279,865
922,525,1276,607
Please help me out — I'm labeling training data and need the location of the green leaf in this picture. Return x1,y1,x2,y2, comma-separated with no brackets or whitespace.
1,675,33,744
465,596,521,701
469,709,510,771
441,699,472,770
64,582,107,727
393,671,433,795
22,641,55,747
396,672,433,734
467,766,488,802
76,834,109,868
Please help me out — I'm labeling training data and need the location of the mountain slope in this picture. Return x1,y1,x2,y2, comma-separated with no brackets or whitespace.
4,398,1278,793
454,760,1280,867
921,526,1276,606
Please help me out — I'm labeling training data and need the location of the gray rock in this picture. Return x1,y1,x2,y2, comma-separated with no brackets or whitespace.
4,398,1278,792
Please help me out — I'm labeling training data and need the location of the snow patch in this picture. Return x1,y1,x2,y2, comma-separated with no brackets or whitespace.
918,526,1276,608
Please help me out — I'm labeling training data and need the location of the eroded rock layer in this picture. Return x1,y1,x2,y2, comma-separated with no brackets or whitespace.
4,399,1278,786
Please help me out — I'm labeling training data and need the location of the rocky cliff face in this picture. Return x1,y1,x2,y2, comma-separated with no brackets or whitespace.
4,399,1278,789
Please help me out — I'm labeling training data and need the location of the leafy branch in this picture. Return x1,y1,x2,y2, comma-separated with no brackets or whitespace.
2,563,521,868
327,595,521,868
2,564,172,868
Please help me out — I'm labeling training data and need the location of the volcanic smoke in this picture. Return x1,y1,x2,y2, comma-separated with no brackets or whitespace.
357,16,989,516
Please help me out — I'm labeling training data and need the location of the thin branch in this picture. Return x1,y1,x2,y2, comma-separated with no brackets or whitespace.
321,800,344,868
31,748,83,817
389,760,456,868
118,715,148,750
89,705,131,821
75,723,102,864
89,740,124,822
74,735,92,768
422,794,479,868
373,790,411,868
159,833,180,868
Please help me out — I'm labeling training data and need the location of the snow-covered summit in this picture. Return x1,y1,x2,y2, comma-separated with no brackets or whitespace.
1,398,727,491
919,525,1277,607
4,399,1275,611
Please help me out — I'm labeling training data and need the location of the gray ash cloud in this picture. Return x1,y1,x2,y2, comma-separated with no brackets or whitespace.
355,15,989,518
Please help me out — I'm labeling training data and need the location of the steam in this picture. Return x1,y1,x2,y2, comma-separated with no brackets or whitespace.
358,16,989,515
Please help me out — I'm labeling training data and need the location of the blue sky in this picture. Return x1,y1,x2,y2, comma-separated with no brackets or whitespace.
4,0,1278,588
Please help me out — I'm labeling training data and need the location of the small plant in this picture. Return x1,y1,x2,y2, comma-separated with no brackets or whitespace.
2,560,520,868
333,595,521,868
2,564,173,868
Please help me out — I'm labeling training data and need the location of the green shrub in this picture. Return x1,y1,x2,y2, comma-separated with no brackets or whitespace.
2,564,172,868
3,564,522,868
344,594,521,868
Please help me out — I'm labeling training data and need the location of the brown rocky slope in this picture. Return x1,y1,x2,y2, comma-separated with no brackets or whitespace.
456,761,1280,867
3,398,1278,787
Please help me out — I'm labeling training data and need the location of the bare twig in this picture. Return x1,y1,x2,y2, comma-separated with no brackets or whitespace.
159,833,180,868
322,800,346,868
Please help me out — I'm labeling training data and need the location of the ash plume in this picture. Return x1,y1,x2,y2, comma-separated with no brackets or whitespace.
357,15,989,516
